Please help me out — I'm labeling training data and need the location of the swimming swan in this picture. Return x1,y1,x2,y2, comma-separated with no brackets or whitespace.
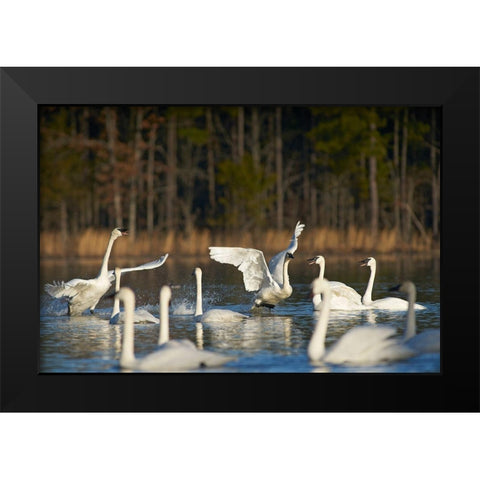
389,281,439,354
308,255,364,310
268,221,305,285
117,286,236,371
110,267,159,324
193,267,248,322
308,278,415,366
44,227,168,316
359,257,426,310
208,247,295,309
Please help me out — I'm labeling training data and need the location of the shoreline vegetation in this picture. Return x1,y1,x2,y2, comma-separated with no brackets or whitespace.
40,227,439,260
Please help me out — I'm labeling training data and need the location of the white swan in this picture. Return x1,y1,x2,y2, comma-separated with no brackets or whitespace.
268,221,305,285
193,267,248,322
117,286,236,372
308,255,364,310
308,278,415,366
389,281,440,354
209,247,295,309
359,257,426,310
44,227,168,316
110,267,159,324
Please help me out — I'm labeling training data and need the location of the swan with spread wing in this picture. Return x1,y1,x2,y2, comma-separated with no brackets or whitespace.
44,227,168,316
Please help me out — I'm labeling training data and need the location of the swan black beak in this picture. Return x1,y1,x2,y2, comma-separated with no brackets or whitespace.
118,228,129,236
286,252,294,259
359,258,369,267
307,257,317,265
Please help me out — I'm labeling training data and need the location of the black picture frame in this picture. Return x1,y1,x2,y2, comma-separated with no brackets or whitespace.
1,67,478,412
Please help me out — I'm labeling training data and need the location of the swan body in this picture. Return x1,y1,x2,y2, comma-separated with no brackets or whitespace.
110,267,159,324
268,221,305,285
209,247,294,308
360,257,426,311
117,286,235,372
389,281,440,354
308,278,415,366
308,255,364,310
193,268,248,323
45,227,168,316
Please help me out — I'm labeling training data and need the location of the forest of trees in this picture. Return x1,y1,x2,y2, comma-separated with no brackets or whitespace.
39,105,440,256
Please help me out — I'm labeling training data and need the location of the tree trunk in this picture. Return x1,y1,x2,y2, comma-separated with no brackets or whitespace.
401,107,409,241
105,107,122,227
369,120,379,242
393,109,401,236
166,113,177,231
60,199,68,255
129,107,144,240
252,107,260,171
206,107,216,213
430,108,439,239
147,123,157,234
238,106,245,161
275,107,284,230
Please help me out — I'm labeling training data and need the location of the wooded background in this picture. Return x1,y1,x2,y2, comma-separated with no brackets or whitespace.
39,105,440,257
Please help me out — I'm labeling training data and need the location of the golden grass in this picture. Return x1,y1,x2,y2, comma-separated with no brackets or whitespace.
40,226,438,260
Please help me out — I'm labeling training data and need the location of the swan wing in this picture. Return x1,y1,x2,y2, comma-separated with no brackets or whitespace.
202,308,249,323
107,254,169,281
209,247,273,291
268,221,305,284
325,325,397,364
406,329,440,354
140,340,234,371
44,278,94,299
330,283,362,308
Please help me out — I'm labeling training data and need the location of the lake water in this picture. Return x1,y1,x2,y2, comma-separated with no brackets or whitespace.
40,253,440,373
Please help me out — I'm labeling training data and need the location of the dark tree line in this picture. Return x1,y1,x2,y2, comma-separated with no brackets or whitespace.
40,105,440,247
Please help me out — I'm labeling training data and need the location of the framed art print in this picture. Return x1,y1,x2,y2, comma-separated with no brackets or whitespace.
1,67,478,412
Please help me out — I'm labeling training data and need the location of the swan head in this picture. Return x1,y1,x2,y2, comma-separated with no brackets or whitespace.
311,277,330,296
311,277,331,307
307,255,325,267
112,227,129,239
160,285,172,305
193,267,202,278
115,286,135,306
285,252,294,261
359,257,376,268
389,280,416,295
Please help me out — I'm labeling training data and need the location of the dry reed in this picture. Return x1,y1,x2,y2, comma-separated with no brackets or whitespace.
40,226,438,260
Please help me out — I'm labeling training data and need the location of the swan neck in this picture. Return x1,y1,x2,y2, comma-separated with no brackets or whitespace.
120,292,135,367
195,271,203,316
316,260,325,303
282,259,291,288
404,287,416,341
317,262,325,281
308,288,331,362
158,290,170,345
99,233,116,278
362,264,376,305
111,272,121,318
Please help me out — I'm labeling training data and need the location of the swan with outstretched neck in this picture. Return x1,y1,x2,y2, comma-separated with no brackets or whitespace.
308,255,364,310
117,286,236,371
209,221,303,309
308,278,415,366
359,257,426,310
109,267,159,324
389,281,439,354
209,248,294,309
268,221,305,285
193,267,248,322
45,227,168,316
